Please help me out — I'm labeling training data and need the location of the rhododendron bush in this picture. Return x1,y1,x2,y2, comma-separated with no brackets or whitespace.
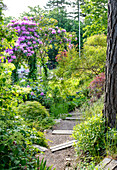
3,16,77,81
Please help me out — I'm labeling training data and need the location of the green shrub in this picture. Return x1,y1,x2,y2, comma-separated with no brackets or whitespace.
17,101,49,119
82,34,107,75
67,101,76,112
17,101,55,131
50,102,68,118
73,114,105,158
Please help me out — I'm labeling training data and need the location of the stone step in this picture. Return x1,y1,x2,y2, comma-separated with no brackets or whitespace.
52,120,79,130
50,140,77,152
104,159,117,170
94,158,117,170
32,144,48,152
68,112,82,117
52,130,73,135
65,117,84,121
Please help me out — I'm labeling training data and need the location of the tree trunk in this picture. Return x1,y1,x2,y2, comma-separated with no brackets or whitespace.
104,0,117,129
28,53,37,80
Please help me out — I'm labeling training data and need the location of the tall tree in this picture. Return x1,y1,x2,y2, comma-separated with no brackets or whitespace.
72,0,85,20
104,0,117,129
20,5,45,18
45,0,71,10
81,0,107,37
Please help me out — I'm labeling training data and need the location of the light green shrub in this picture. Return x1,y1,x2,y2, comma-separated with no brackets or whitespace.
82,34,107,75
73,114,105,157
17,101,49,119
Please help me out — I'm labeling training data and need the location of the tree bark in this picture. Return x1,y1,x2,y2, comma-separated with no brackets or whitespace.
104,0,117,129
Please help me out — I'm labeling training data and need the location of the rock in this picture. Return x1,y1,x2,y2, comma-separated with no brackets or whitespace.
52,130,73,135
50,140,77,152
32,144,48,152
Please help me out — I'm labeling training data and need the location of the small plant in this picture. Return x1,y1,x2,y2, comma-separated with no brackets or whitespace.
35,157,53,170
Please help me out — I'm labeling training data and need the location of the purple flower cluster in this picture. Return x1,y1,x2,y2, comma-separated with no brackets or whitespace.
5,18,42,62
3,16,77,63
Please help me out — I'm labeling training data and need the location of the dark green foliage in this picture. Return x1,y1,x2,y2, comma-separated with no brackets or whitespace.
0,116,48,169
66,90,88,112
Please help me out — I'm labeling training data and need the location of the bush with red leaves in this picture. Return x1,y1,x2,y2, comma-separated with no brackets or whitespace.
89,73,105,101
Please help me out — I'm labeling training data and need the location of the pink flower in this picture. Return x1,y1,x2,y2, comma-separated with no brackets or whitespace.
8,59,13,63
27,53,32,56
25,69,29,73
9,51,13,54
40,92,44,96
27,42,31,45
11,55,16,59
57,29,61,33
31,51,34,54
23,50,27,53
27,85,30,87
39,41,43,44
34,45,37,48
31,92,34,95
52,29,56,34
62,29,66,32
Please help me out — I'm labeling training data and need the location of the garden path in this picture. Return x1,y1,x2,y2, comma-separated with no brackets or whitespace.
36,109,82,170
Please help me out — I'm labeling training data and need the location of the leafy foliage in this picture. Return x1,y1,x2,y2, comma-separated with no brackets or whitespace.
82,34,107,75
17,101,49,118
0,64,48,169
17,101,54,130
55,46,81,78
81,0,107,37
73,114,106,157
